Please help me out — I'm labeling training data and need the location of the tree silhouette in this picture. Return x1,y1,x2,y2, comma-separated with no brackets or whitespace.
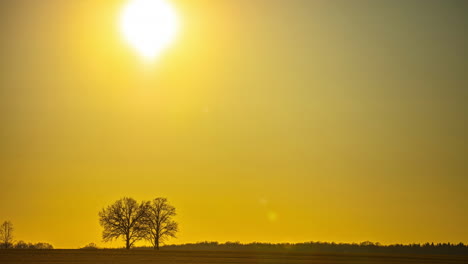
0,221,14,249
143,198,178,250
99,197,148,249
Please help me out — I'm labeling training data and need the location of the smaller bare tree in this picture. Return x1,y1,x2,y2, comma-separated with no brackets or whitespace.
0,221,14,249
144,198,178,250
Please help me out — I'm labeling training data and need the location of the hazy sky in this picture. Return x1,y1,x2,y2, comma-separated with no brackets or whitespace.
1,0,467,248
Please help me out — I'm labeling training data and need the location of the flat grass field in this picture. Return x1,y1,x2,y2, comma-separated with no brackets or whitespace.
1,250,467,264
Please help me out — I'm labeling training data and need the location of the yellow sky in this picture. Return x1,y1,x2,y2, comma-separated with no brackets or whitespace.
1,0,467,248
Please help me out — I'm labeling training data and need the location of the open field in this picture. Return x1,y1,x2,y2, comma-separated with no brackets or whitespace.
1,250,467,264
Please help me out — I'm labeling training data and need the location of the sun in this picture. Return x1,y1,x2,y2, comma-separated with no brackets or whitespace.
121,0,179,60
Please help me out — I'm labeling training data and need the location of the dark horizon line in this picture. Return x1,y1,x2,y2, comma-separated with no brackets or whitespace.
82,240,468,249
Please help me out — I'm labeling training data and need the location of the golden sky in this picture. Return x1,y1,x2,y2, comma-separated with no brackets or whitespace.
1,0,467,248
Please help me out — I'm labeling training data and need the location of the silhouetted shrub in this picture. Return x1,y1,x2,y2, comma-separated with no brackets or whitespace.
33,242,54,249
13,241,28,249
0,242,13,249
81,243,99,250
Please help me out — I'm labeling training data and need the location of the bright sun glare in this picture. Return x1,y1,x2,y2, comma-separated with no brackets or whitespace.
121,0,179,60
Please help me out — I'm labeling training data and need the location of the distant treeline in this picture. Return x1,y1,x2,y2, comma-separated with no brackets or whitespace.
5,241,53,250
153,241,468,255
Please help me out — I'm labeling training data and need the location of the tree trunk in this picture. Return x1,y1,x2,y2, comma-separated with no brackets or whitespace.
154,236,159,250
126,234,130,250
154,232,159,250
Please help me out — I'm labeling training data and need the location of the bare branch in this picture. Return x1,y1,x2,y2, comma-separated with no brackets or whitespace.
0,221,14,249
98,197,148,249
142,197,178,250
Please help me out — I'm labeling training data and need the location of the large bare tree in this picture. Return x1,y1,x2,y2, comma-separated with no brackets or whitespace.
0,221,14,249
99,197,148,249
144,198,178,250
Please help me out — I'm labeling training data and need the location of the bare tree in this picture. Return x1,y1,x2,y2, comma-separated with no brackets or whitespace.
143,198,178,250
99,197,148,249
0,221,14,249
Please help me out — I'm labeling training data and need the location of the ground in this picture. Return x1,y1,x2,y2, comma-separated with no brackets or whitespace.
1,250,467,264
